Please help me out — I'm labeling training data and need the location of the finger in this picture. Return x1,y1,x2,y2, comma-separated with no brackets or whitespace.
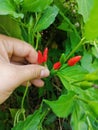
14,64,50,86
22,79,44,87
0,35,38,63
31,79,44,87
11,56,28,64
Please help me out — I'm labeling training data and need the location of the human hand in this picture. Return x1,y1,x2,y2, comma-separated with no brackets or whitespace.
0,35,49,104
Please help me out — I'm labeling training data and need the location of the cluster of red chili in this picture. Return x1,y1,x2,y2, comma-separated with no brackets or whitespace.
37,48,81,70
37,48,48,64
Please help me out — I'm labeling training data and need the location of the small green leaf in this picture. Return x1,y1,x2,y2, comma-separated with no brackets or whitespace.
59,53,65,64
44,91,75,118
84,0,98,40
22,0,53,12
35,5,59,32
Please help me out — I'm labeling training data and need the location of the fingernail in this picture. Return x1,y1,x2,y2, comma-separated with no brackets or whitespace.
40,68,50,77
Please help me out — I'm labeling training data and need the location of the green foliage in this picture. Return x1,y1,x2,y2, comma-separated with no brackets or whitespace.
0,0,98,130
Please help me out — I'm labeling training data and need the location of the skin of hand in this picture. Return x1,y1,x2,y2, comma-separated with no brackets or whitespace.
0,34,50,104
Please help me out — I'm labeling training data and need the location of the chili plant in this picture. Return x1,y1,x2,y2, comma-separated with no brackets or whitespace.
0,0,98,130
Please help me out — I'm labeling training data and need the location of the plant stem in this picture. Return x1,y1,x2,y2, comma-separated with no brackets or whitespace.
65,37,86,62
59,11,75,30
14,87,28,126
14,109,21,126
21,81,29,109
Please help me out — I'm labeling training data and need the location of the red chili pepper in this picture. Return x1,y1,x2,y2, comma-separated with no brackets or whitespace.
67,56,82,66
37,50,43,64
43,47,48,62
53,61,61,70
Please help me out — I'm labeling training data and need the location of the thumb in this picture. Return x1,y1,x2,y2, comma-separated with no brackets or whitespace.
15,64,50,84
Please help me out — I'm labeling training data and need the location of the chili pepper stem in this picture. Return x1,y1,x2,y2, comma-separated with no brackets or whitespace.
65,37,86,62
50,68,58,75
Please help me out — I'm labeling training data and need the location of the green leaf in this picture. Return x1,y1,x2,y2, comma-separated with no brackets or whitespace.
84,0,98,40
57,65,88,90
22,0,53,12
0,15,22,39
9,108,18,120
12,109,46,130
44,91,75,118
0,0,23,18
35,5,59,32
76,0,94,23
58,21,72,32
